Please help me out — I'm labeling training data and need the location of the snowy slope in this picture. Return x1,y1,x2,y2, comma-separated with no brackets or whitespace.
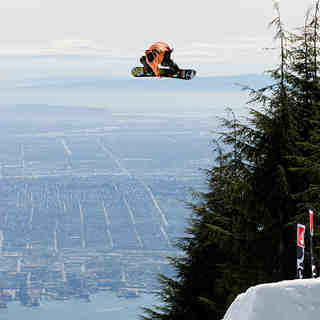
223,279,320,320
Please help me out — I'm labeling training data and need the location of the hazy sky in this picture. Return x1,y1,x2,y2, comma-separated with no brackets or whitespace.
0,0,316,79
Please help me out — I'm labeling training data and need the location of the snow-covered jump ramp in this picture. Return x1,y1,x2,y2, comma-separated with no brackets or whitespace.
223,279,320,320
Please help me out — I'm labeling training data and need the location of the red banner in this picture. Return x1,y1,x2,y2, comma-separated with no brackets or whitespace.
297,224,306,248
309,209,314,236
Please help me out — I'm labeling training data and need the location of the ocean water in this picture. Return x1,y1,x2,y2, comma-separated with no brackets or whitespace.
0,292,157,320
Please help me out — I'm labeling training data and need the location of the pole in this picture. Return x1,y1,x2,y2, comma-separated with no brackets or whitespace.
309,209,317,278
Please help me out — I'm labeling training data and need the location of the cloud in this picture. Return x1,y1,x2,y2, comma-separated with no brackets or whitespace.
0,35,275,59
174,37,277,66
50,39,99,51
0,0,43,9
0,36,278,78
189,37,275,51
0,39,138,59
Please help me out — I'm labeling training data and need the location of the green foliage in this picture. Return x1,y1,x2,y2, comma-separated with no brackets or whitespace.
141,1,320,319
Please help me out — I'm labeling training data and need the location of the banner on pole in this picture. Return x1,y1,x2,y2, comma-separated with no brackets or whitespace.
297,224,306,279
297,224,306,248
309,209,314,236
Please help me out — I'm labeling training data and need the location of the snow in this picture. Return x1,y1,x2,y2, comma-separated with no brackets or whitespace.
223,279,320,320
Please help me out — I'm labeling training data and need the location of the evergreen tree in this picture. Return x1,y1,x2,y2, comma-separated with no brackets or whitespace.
142,2,320,319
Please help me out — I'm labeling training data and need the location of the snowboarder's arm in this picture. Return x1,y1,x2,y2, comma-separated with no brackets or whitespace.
145,49,161,78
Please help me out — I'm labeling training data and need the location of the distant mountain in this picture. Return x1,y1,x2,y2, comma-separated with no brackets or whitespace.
16,74,272,92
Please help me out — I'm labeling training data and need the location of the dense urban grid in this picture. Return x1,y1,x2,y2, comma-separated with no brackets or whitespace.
0,104,213,308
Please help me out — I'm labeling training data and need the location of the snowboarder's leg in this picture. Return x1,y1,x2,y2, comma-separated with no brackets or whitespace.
140,56,154,75
162,51,180,73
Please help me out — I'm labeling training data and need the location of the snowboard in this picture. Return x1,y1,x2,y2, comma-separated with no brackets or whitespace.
131,66,196,80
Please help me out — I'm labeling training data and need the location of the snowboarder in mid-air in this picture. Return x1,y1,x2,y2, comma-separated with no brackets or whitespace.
131,41,196,80
140,41,180,77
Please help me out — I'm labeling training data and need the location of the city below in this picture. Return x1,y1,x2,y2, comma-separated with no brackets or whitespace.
0,104,215,309
0,247,174,308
